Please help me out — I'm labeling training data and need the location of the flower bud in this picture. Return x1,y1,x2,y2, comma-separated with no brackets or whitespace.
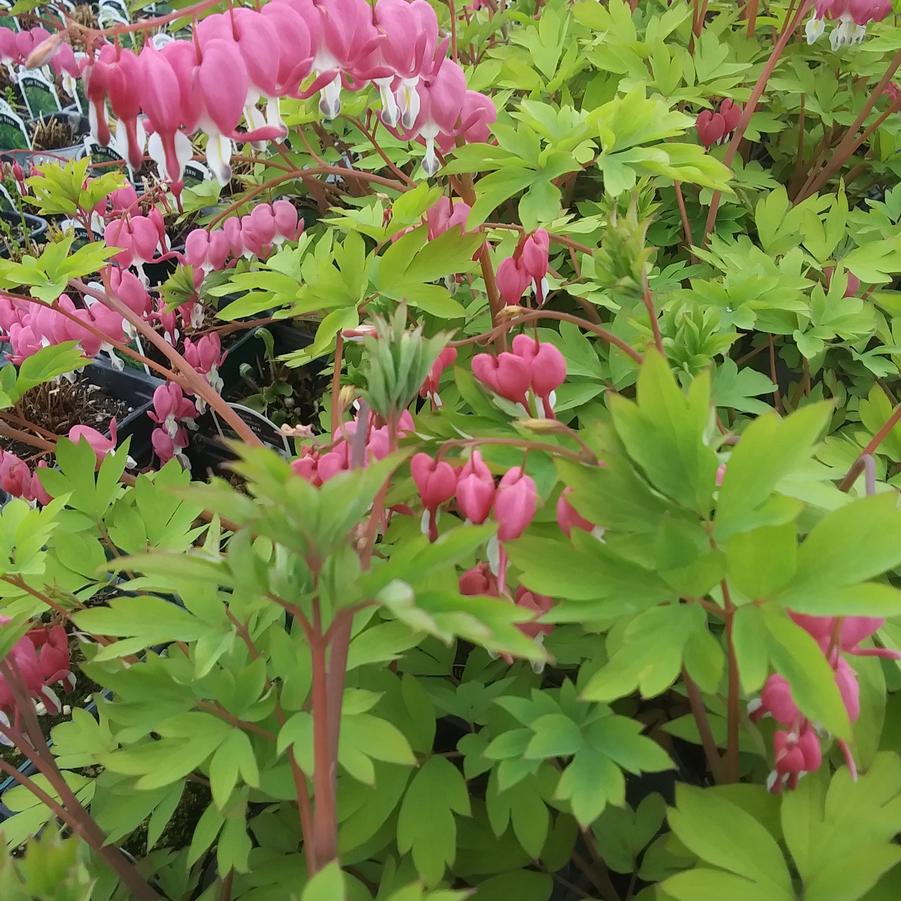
494,467,537,541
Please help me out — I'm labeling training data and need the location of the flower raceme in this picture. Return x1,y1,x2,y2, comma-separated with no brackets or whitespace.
496,229,550,306
805,0,891,49
472,334,566,417
184,202,305,277
750,612,900,792
77,0,496,184
148,383,197,466
0,620,74,743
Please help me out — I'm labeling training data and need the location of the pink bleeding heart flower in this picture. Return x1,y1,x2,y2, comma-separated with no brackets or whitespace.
521,229,549,281
426,197,471,239
193,37,252,185
412,57,467,176
496,257,530,305
718,98,742,134
105,48,146,169
260,0,315,95
185,228,211,271
696,109,726,149
302,0,384,119
183,333,225,390
521,338,566,416
148,383,197,437
139,43,196,182
471,350,531,408
373,0,439,128
455,451,495,524
109,268,151,317
494,467,537,542
514,586,554,639
152,424,189,465
420,346,457,398
770,725,822,793
243,204,279,255
750,674,800,726
556,487,595,537
459,562,498,597
68,420,117,466
411,452,457,540
273,200,304,242
0,451,36,500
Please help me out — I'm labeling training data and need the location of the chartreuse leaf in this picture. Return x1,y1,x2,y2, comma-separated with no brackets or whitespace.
2,342,88,404
397,756,470,886
506,531,671,611
715,403,831,540
485,771,549,859
726,523,798,600
664,784,794,901
775,493,901,614
608,350,718,515
302,862,346,901
582,604,712,702
781,755,901,901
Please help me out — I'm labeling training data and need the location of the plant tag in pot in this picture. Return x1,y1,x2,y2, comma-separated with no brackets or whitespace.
0,100,28,151
18,67,61,121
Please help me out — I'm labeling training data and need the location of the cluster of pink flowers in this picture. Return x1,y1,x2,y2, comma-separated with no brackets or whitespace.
183,333,226,396
185,201,305,276
0,293,125,368
460,564,553,664
0,620,74,741
104,209,170,269
471,334,566,418
291,407,415,485
82,0,495,184
0,26,81,82
148,383,197,465
0,450,49,504
497,230,550,306
695,99,742,149
805,0,891,49
750,613,900,792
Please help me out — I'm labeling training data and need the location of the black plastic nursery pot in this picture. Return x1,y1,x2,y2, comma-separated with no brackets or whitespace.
185,322,317,478
0,210,49,258
86,358,162,468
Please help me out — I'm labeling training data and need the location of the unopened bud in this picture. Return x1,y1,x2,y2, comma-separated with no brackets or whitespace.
26,32,63,70
519,417,564,433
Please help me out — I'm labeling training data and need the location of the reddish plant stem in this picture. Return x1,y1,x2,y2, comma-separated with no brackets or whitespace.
447,0,459,61
484,222,594,256
0,664,159,900
839,403,901,491
703,0,814,241
450,309,644,365
745,0,760,36
438,436,595,466
309,605,337,869
455,174,505,350
72,279,263,447
683,669,723,783
796,57,901,200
